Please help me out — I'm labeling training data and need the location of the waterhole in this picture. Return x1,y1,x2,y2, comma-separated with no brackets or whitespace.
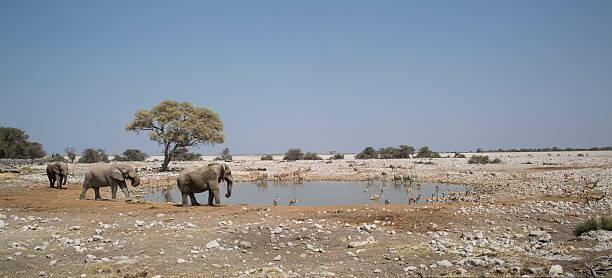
141,181,471,206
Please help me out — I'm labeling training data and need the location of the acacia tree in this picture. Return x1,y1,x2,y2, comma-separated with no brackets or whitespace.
125,100,225,171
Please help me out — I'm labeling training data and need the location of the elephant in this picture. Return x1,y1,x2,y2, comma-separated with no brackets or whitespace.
80,163,140,201
46,161,69,189
176,163,233,207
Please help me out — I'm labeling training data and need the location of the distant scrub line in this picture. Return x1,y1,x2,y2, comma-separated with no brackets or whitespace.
476,146,612,153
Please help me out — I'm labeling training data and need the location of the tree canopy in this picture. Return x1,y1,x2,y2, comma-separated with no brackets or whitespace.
0,127,46,159
125,100,225,170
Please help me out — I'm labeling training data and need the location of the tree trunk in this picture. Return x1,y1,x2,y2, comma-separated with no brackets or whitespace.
161,156,170,171
161,143,178,172
161,142,171,171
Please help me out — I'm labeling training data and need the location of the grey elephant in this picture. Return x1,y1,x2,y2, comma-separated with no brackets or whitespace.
46,161,69,189
177,163,233,206
80,163,140,201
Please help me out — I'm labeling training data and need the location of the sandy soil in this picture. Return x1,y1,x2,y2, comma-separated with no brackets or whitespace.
0,151,610,277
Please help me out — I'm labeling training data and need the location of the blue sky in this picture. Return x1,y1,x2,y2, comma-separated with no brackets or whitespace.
1,1,611,155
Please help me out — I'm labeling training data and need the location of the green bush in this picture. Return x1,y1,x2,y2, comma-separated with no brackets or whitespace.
303,152,322,160
468,155,502,164
261,155,274,161
172,147,201,161
468,155,490,164
78,148,109,163
574,218,600,237
332,153,344,159
356,146,378,159
397,145,415,158
415,146,441,158
454,152,466,158
283,149,304,161
115,149,148,161
601,216,612,231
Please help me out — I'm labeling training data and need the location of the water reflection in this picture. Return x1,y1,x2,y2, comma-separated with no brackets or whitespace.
141,181,471,206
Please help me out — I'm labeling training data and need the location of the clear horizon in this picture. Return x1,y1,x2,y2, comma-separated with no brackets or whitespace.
2,1,611,156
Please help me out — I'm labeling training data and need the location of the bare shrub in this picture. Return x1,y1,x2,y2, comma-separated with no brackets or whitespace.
283,149,304,161
303,152,322,160
261,155,274,161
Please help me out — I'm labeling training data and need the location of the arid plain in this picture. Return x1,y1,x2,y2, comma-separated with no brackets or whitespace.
0,151,610,277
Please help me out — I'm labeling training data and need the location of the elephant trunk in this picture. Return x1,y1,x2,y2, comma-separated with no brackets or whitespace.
225,177,233,198
131,175,140,187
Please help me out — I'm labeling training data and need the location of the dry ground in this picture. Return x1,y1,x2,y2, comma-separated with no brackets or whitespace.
0,151,611,277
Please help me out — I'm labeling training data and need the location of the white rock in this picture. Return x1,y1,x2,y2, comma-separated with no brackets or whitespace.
84,254,97,263
437,260,453,267
239,241,251,249
115,259,136,265
273,255,281,261
177,258,186,264
549,265,563,277
206,240,220,249
404,266,417,272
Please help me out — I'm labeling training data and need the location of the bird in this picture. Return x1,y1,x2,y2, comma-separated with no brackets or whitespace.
380,186,386,195
273,196,280,206
369,194,381,200
384,199,391,205
289,198,297,205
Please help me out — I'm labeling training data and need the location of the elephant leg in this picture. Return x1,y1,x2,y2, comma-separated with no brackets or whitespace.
57,175,64,189
209,181,221,207
189,193,200,206
79,186,88,200
181,192,190,207
119,183,131,202
207,190,214,206
94,188,102,200
50,174,58,188
111,185,117,200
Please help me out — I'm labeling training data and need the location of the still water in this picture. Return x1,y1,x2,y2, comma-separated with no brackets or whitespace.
141,181,470,206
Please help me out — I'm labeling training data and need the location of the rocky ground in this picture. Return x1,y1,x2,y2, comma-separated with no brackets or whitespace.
0,151,611,277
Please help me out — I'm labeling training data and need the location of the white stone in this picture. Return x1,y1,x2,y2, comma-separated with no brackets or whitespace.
206,240,220,249
437,260,453,267
549,265,563,277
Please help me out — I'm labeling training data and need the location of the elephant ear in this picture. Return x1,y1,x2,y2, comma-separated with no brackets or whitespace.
110,168,124,181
